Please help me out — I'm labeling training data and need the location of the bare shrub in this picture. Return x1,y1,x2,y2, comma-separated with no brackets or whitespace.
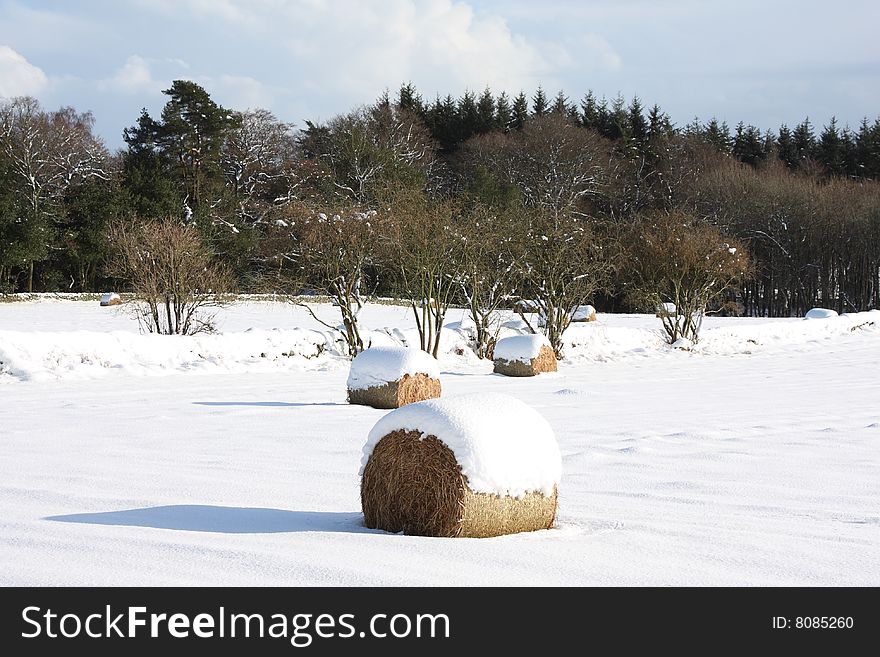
626,211,753,343
380,188,460,358
108,218,231,335
293,205,379,358
513,208,615,358
452,204,519,359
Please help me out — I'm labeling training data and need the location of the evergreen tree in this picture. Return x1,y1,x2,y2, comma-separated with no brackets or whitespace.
855,117,880,179
580,91,599,130
594,97,614,139
682,116,703,137
703,118,732,153
476,88,497,133
762,130,776,161
818,117,845,176
732,122,765,166
511,92,529,130
58,180,125,291
457,90,480,143
551,90,570,116
602,94,626,141
0,147,31,291
646,105,672,141
776,124,797,169
627,96,648,147
495,91,513,132
840,128,858,178
531,86,548,117
645,104,673,167
426,95,459,153
396,82,425,117
792,119,817,166
124,80,238,221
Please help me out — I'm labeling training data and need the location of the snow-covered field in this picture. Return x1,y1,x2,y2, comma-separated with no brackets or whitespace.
1,297,878,585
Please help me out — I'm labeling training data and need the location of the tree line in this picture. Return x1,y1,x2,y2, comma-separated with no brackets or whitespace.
1,81,878,332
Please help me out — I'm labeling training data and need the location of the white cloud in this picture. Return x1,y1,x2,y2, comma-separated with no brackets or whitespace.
0,45,48,97
99,55,154,94
98,55,194,96
200,74,275,109
138,0,622,99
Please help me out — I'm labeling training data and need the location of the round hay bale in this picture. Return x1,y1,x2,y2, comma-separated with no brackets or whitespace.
656,302,677,318
99,292,122,307
347,347,441,409
571,304,597,322
348,373,441,409
804,307,838,319
493,335,557,377
361,393,561,538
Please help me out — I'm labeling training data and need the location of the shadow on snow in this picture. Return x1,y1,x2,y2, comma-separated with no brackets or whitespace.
192,401,346,408
46,505,373,534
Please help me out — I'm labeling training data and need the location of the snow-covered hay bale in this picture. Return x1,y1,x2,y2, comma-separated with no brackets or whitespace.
99,292,121,307
493,334,557,377
804,307,839,320
571,305,597,322
360,393,561,538
656,302,676,318
347,347,441,409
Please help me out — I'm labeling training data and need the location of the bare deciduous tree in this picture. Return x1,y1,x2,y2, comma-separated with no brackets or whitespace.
291,205,380,357
513,208,615,358
459,114,611,218
380,188,459,357
222,109,320,226
301,103,436,203
626,210,753,343
452,204,519,359
108,218,231,335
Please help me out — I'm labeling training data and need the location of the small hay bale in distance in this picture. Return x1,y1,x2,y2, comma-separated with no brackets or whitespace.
656,302,677,318
360,392,561,538
347,347,441,409
493,334,557,377
570,305,597,322
99,292,122,307
804,307,838,320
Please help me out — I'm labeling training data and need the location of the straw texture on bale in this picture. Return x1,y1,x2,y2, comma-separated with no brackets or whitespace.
361,429,558,538
348,373,441,409
493,344,558,377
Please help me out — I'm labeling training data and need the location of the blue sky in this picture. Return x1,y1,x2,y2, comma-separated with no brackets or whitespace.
1,0,878,149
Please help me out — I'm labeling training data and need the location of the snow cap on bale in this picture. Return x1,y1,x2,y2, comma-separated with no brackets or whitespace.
347,346,440,390
99,292,121,307
571,305,597,322
493,334,551,364
362,393,561,498
360,393,561,537
804,308,838,320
